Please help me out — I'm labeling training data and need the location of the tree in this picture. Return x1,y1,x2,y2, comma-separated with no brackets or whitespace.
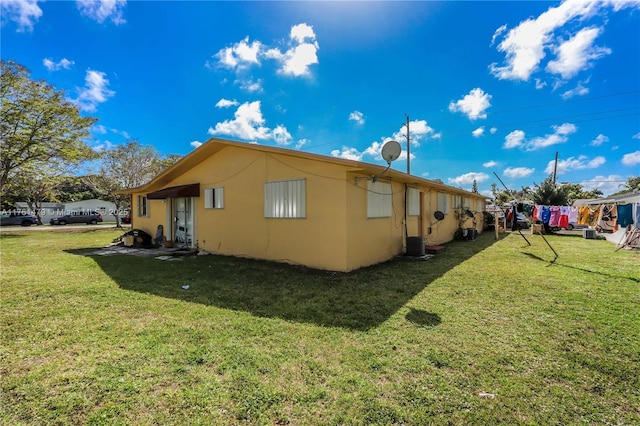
54,176,103,202
472,179,478,194
611,176,640,196
10,161,69,224
0,60,97,194
559,183,602,205
88,141,180,227
531,175,567,206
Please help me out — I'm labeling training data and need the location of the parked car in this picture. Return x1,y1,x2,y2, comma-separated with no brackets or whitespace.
0,212,38,226
50,211,103,225
121,214,131,224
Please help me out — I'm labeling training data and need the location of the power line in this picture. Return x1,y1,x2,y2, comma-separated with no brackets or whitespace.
295,90,640,153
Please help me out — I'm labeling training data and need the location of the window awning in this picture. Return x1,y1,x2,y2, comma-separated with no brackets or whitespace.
147,183,200,199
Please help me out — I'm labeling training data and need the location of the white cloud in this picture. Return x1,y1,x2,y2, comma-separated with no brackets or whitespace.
236,78,263,93
92,124,108,134
330,147,363,161
216,98,240,108
489,0,599,81
489,0,637,82
212,36,262,71
363,141,383,158
1,0,42,32
265,23,319,77
472,127,485,138
390,119,439,147
546,27,610,79
535,78,548,89
490,24,508,46
448,172,489,186
545,155,606,174
588,156,607,168
490,127,498,134
633,132,640,140
209,23,318,81
580,174,625,196
526,123,577,150
76,0,127,25
561,80,590,99
350,138,415,164
207,100,291,145
295,139,309,150
504,167,535,178
504,130,525,149
74,70,115,112
271,125,292,146
190,141,203,149
506,124,578,151
43,58,74,71
349,111,365,126
448,88,492,120
483,160,499,168
621,150,640,166
91,139,117,153
590,134,609,147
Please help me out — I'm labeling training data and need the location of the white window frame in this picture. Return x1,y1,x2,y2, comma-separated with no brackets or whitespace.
137,195,148,217
463,197,471,210
451,194,462,209
408,187,420,216
367,180,392,218
437,192,449,214
204,187,224,209
264,178,306,219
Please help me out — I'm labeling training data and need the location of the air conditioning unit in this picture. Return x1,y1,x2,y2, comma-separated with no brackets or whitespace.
583,229,596,239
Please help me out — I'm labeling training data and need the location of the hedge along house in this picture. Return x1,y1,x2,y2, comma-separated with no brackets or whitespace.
121,138,487,272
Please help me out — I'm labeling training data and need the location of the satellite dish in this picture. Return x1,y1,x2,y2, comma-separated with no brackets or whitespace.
434,211,445,221
381,140,401,165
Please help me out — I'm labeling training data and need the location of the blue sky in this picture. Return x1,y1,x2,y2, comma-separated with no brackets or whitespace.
2,0,639,197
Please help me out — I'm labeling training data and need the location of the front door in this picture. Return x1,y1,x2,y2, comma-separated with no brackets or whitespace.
173,197,194,246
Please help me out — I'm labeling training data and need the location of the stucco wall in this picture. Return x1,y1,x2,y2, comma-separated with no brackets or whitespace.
133,146,351,271
129,144,487,271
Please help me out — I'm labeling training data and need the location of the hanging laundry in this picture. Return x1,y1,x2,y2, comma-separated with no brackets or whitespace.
548,206,561,227
535,205,544,222
587,205,601,227
617,203,634,227
541,205,551,224
595,204,617,233
568,206,579,224
577,205,591,225
558,206,570,229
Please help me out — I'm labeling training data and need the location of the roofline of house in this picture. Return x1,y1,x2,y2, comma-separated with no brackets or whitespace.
116,137,487,199
573,190,640,206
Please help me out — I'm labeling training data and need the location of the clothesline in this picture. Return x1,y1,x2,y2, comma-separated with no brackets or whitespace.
521,202,640,234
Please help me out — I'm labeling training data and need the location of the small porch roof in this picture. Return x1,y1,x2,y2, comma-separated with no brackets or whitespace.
147,183,200,199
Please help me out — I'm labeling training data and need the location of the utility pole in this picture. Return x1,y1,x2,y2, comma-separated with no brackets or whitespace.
405,114,411,175
552,151,558,187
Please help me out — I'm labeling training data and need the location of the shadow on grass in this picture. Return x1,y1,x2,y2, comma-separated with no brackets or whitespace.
0,233,26,239
522,252,639,283
66,233,503,331
405,308,441,328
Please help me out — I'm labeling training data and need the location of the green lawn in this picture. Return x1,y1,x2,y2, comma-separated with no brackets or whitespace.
1,228,639,425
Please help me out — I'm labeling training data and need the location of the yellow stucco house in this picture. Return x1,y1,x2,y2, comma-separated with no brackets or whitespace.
123,138,487,272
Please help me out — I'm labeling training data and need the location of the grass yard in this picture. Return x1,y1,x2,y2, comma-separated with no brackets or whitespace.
1,228,639,425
